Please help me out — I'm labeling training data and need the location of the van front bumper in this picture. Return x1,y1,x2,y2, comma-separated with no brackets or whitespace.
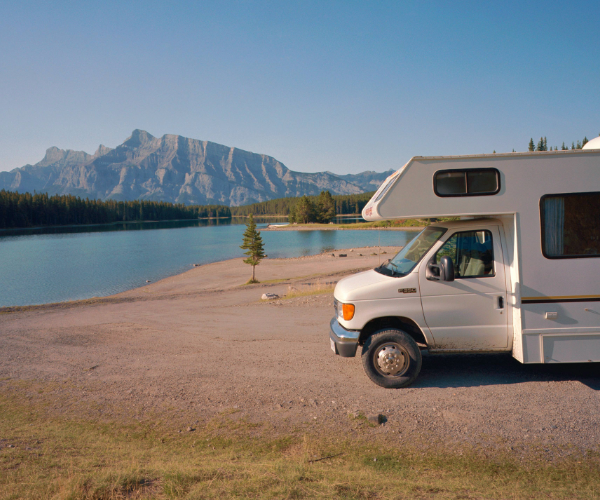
329,317,359,358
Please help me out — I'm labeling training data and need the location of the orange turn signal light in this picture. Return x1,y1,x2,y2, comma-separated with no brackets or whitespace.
342,303,355,321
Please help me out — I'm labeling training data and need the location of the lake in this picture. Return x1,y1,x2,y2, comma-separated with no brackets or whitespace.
0,219,418,307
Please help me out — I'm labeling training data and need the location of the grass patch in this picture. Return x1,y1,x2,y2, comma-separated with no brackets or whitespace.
338,217,461,230
338,219,427,229
347,411,378,429
2,394,600,498
283,282,335,299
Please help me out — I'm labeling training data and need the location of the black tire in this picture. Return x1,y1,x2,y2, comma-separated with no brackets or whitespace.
361,329,422,388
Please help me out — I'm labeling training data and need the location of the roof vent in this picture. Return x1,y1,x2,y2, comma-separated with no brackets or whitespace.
582,136,600,150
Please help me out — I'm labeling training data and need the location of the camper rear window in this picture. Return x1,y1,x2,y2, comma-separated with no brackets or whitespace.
434,168,500,197
541,192,600,259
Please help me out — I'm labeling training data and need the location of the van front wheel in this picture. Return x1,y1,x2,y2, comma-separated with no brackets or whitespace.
361,329,422,388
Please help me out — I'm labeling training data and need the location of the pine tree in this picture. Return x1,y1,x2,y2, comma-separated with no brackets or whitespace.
562,142,567,150
582,137,588,147
315,190,336,223
288,205,297,223
240,214,265,283
543,137,548,151
536,137,544,151
572,142,575,150
528,138,535,151
576,140,582,149
295,196,315,223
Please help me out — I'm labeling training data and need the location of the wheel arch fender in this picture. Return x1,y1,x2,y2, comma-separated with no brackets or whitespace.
359,316,429,348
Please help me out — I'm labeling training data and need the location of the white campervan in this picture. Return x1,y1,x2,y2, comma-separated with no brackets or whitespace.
330,137,600,388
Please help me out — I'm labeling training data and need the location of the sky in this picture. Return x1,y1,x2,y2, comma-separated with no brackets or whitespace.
1,0,599,174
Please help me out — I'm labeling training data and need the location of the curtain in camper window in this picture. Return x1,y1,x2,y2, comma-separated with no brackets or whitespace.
543,196,564,257
542,192,600,258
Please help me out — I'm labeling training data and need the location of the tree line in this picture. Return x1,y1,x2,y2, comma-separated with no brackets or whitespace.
0,189,376,229
527,135,594,152
230,191,374,218
0,190,231,229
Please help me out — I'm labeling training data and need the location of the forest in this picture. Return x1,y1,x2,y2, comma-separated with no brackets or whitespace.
0,190,374,229
229,191,374,217
0,191,231,229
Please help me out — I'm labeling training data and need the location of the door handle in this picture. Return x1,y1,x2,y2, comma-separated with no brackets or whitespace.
497,296,504,309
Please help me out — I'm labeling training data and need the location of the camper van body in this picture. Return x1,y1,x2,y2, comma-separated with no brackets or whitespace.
329,147,600,388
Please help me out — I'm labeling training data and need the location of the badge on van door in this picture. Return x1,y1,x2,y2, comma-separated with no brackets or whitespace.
398,288,417,294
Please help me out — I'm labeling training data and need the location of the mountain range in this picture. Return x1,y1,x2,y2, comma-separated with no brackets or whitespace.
0,130,393,206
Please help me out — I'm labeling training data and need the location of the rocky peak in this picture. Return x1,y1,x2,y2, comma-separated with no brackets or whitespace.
94,144,113,157
37,147,93,168
123,129,155,149
40,146,67,165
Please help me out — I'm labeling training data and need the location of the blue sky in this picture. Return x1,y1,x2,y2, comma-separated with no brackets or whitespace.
1,0,598,174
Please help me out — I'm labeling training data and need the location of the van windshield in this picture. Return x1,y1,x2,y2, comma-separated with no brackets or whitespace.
376,227,447,277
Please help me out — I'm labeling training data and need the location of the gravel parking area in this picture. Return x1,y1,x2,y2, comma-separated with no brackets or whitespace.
1,247,599,458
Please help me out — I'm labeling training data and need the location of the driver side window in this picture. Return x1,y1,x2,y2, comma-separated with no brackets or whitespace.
435,230,495,278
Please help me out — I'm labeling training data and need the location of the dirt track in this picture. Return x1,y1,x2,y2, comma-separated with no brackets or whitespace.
1,247,600,457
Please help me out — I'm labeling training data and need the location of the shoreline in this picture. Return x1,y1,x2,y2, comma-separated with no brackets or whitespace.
263,223,424,231
0,217,236,233
0,217,416,233
0,245,399,312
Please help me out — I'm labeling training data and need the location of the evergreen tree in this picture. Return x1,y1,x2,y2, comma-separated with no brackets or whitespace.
544,137,547,151
576,140,582,149
294,196,315,223
240,214,265,283
315,190,336,223
528,138,535,151
536,137,545,151
582,137,588,147
562,142,567,150
572,142,575,150
288,205,297,223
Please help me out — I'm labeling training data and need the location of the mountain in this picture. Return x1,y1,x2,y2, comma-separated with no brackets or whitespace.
329,170,395,191
0,130,390,206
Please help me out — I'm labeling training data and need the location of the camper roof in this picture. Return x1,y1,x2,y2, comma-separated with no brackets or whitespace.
363,148,600,221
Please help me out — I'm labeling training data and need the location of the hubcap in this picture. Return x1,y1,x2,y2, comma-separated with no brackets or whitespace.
374,343,409,377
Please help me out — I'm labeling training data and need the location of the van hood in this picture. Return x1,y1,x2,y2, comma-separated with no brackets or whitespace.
335,269,418,301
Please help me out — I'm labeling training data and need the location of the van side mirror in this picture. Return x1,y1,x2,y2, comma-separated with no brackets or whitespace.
439,256,455,282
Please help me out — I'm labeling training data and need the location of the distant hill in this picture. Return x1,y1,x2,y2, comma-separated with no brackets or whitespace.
0,130,394,206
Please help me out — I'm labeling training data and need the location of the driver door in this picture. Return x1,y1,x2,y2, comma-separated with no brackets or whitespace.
419,226,508,350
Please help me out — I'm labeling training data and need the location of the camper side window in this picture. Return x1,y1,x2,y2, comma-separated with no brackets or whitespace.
434,168,500,197
541,192,600,258
435,230,495,278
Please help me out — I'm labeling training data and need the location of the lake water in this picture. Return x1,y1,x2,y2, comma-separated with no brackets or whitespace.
0,219,418,307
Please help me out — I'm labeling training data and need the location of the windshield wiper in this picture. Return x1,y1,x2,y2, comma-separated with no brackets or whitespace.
374,259,402,277
388,261,401,274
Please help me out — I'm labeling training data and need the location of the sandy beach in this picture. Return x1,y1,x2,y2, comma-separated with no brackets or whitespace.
2,246,600,457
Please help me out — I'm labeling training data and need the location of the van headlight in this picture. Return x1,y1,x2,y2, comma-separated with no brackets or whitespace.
334,299,355,321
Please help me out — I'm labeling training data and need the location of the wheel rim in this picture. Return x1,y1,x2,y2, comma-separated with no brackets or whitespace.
373,342,410,377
